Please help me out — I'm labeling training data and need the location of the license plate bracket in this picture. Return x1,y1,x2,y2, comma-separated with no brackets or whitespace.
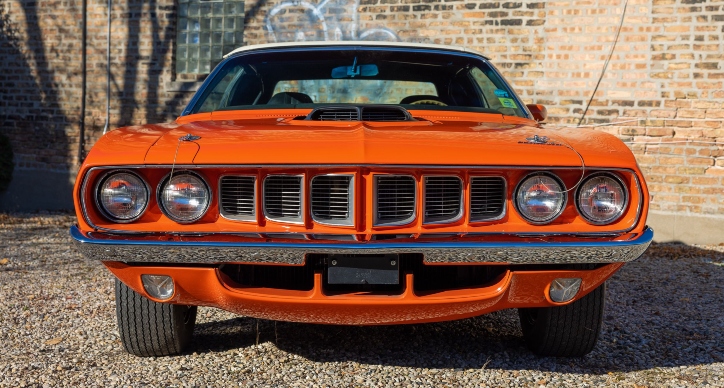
327,254,400,285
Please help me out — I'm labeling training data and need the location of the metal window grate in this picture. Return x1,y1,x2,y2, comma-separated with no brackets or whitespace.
311,175,353,225
219,176,255,220
375,175,416,226
470,177,506,221
264,175,303,222
424,176,462,224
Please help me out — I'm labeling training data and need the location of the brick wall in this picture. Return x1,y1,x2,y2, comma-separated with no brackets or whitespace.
1,0,185,175
1,0,722,240
242,0,724,223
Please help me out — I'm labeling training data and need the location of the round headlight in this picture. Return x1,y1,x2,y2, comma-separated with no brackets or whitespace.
159,172,210,223
576,173,628,225
515,173,566,224
97,172,149,222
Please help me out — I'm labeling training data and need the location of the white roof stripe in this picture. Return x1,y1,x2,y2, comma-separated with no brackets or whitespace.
223,41,488,59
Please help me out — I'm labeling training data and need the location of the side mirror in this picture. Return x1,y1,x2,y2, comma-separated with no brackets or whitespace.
526,104,547,122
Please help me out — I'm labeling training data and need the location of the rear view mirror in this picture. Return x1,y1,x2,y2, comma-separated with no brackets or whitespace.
331,57,379,78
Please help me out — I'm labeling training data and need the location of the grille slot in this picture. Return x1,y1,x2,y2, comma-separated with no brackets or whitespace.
219,176,256,221
312,108,359,121
264,175,303,222
375,175,416,226
361,107,410,122
470,177,506,221
306,106,412,121
424,176,462,224
311,175,353,225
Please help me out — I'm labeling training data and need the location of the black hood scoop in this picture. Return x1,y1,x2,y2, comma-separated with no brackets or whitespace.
304,105,414,122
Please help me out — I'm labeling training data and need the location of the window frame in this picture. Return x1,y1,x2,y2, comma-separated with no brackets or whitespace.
181,46,533,120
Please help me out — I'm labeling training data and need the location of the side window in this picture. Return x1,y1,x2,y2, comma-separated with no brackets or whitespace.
470,67,523,116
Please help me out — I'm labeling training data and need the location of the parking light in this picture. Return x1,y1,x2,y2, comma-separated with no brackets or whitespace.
141,275,174,301
548,278,582,303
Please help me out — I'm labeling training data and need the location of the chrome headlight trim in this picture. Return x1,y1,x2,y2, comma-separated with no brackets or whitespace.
575,172,629,225
93,170,150,223
157,170,212,224
513,172,567,225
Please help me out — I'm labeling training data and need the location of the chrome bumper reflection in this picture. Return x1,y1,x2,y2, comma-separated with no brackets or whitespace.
70,225,653,265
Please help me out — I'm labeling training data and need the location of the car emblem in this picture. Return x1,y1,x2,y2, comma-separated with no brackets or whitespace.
180,133,201,141
519,134,560,146
526,135,548,144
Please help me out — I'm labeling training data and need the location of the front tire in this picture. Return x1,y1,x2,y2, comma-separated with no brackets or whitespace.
115,279,197,357
518,283,605,357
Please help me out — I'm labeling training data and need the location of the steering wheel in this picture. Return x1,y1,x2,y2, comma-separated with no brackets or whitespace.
410,99,448,106
400,95,448,106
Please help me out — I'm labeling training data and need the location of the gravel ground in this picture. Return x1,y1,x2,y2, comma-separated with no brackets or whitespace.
0,213,722,387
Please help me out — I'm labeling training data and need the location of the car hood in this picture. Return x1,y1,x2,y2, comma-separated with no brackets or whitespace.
86,114,636,168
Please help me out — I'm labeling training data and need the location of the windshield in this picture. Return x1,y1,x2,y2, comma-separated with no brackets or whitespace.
188,48,527,118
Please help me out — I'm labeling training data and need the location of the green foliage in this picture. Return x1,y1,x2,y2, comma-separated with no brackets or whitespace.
0,133,13,192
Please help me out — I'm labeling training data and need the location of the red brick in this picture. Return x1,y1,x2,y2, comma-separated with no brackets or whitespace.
664,175,690,184
1,0,722,223
706,167,724,176
686,156,715,166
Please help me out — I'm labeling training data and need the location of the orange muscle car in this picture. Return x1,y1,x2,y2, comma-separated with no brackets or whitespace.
71,42,652,357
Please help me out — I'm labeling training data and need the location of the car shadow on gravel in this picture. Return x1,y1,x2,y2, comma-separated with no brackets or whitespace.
189,243,724,374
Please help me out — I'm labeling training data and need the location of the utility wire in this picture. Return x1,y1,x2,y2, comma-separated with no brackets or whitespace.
577,0,628,127
102,0,112,134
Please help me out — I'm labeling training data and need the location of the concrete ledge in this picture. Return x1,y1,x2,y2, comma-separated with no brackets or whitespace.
648,211,724,245
0,169,75,211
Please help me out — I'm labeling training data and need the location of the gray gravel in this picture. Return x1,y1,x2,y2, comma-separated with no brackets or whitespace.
0,213,722,387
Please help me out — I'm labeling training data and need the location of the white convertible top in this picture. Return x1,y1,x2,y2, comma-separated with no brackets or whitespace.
224,41,488,59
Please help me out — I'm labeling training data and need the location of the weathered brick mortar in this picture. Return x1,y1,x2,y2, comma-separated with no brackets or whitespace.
1,0,722,217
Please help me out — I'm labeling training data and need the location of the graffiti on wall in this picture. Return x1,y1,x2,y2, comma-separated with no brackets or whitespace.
264,0,400,43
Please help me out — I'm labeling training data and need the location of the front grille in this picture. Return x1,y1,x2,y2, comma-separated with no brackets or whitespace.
470,177,506,221
219,176,256,220
424,176,462,223
375,175,416,225
361,107,409,121
264,175,303,221
311,175,353,225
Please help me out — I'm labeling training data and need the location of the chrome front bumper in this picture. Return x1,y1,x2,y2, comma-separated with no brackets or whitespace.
70,225,653,265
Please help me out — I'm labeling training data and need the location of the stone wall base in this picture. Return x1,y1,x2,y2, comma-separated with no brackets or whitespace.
648,211,724,246
0,170,76,212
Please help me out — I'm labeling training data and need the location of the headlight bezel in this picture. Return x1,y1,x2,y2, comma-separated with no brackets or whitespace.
157,170,212,224
575,172,629,225
514,172,568,225
94,170,150,223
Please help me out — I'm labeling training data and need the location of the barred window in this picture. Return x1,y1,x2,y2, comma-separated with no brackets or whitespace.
176,0,245,75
